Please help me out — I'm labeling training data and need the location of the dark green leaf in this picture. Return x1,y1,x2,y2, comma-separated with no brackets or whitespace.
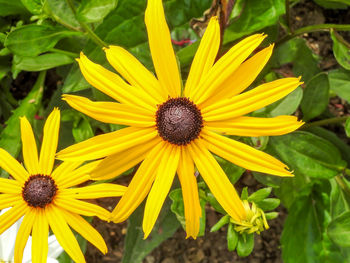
301,73,330,121
122,200,180,263
269,131,346,179
224,0,285,44
5,25,81,57
328,211,350,247
210,215,230,232
43,0,80,29
76,0,118,23
237,233,254,257
329,178,350,219
227,223,238,251
313,0,349,9
247,187,272,203
329,68,350,102
331,30,350,70
0,0,28,16
13,53,74,71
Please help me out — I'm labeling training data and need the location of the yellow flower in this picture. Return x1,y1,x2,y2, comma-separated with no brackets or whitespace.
57,0,303,239
0,108,126,263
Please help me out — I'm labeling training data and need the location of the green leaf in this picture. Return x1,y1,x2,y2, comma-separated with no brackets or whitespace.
43,0,80,29
331,30,350,70
329,68,350,102
21,0,43,14
5,25,81,57
0,71,45,176
227,223,239,251
328,211,350,247
314,0,349,9
0,0,28,16
217,156,245,184
13,53,74,71
247,187,272,203
206,192,226,215
76,0,118,23
224,0,285,44
256,198,280,211
210,215,230,232
345,118,350,137
122,200,180,263
237,233,254,257
329,178,350,219
72,116,94,143
269,131,345,179
301,73,330,121
265,212,278,220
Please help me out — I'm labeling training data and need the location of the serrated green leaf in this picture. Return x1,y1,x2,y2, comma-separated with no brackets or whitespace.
5,25,81,57
76,0,118,23
331,30,350,70
328,211,350,247
237,233,254,257
13,53,74,71
329,68,350,102
227,223,238,251
247,187,272,203
0,0,28,16
269,131,346,179
301,73,329,121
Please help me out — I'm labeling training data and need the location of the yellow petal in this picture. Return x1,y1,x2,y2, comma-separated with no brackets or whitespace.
201,45,274,108
54,196,110,221
39,108,60,175
185,17,220,98
0,178,22,194
63,94,155,127
202,77,302,121
145,0,181,97
177,147,201,239
77,53,157,111
59,183,127,199
188,139,246,221
143,145,180,238
0,202,28,235
202,128,293,176
111,141,167,223
0,194,22,210
193,34,267,104
91,138,160,180
57,127,157,161
104,46,167,101
51,161,84,182
32,209,49,263
61,209,107,254
0,148,29,183
20,116,39,175
46,205,86,263
207,115,304,136
14,208,35,263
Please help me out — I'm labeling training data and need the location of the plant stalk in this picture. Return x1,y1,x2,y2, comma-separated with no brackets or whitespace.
301,116,349,129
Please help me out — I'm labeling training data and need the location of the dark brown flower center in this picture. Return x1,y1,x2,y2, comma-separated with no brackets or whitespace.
156,97,203,145
22,175,57,208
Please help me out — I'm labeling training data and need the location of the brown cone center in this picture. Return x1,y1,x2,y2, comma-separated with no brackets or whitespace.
22,175,57,208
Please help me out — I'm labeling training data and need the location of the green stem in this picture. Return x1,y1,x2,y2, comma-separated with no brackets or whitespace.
50,48,79,58
276,24,350,46
301,116,348,129
335,175,350,196
285,0,292,33
65,0,108,48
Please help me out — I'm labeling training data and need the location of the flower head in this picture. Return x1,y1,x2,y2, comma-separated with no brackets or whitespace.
0,108,126,263
57,0,303,239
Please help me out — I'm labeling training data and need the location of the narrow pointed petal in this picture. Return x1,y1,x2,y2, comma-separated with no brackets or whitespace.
185,17,220,98
51,161,84,181
0,148,29,183
104,46,167,101
111,142,167,223
177,147,201,239
63,95,155,127
46,205,86,263
20,117,39,175
32,209,49,263
60,184,127,199
0,194,22,210
56,160,101,189
54,196,110,221
0,202,29,235
91,138,160,180
207,116,304,136
39,108,60,175
77,53,157,111
57,127,157,161
14,208,35,263
61,209,107,254
145,0,181,97
193,34,267,104
0,178,21,194
202,129,293,176
201,45,274,107
188,140,246,221
202,78,302,121
143,145,180,238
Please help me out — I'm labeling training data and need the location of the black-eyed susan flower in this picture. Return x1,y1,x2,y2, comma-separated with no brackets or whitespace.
0,108,127,263
57,0,303,239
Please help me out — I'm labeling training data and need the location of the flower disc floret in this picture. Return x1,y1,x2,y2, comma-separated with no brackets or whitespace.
156,97,203,145
22,175,57,208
